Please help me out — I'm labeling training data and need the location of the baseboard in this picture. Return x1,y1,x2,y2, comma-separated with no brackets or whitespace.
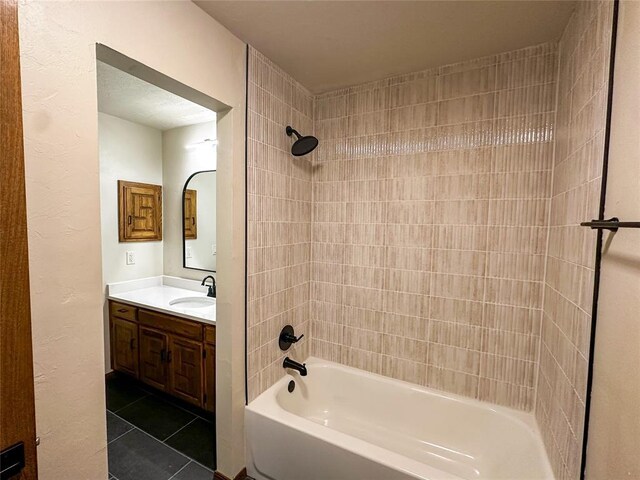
105,370,116,380
214,467,248,480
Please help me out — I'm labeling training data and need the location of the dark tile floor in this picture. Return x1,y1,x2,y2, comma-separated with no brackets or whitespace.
106,375,215,480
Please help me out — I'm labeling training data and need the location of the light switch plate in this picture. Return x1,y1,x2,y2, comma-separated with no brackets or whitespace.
126,251,136,265
186,246,192,258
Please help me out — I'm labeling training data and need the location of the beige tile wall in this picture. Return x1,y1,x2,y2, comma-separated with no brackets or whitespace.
247,47,313,401
247,6,614,475
311,43,558,410
536,2,613,479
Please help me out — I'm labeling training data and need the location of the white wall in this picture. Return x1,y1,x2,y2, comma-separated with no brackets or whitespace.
586,1,640,477
18,2,246,478
99,113,164,284
98,112,164,372
163,121,217,279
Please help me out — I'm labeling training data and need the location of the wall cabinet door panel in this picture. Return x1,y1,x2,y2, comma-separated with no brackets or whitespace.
118,180,162,242
139,327,168,391
169,336,203,406
111,317,139,377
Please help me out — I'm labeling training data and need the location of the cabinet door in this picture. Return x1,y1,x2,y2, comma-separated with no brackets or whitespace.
139,327,168,391
168,336,203,406
183,189,197,239
118,180,162,242
111,317,139,378
203,344,215,412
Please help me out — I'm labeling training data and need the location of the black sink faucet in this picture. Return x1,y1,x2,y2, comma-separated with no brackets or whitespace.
201,275,216,298
283,357,307,376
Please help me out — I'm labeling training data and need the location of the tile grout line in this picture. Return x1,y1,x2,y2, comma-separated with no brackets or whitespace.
166,461,193,480
115,379,213,424
109,391,150,415
153,393,214,424
106,427,134,446
107,412,216,473
111,416,216,474
106,412,136,445
162,417,198,443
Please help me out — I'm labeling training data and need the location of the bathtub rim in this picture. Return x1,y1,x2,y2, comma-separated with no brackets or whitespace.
246,356,554,480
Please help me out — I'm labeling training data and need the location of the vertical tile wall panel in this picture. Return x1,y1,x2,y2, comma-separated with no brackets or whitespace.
247,47,313,401
536,2,614,479
311,42,558,410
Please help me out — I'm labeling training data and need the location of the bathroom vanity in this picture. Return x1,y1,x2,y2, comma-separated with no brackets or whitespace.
107,276,216,412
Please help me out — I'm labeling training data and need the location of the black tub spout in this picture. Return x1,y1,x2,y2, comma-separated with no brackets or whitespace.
283,357,307,376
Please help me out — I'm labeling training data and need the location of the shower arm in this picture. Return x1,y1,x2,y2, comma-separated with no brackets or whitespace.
580,217,640,232
286,126,302,139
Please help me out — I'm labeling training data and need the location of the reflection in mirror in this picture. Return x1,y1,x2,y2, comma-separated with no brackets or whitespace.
183,170,216,271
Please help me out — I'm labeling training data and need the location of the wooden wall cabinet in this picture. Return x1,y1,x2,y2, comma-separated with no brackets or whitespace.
118,180,163,242
183,189,197,239
109,300,215,412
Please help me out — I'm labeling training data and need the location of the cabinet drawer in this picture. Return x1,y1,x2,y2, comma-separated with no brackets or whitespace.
204,325,216,345
139,309,202,341
110,301,137,321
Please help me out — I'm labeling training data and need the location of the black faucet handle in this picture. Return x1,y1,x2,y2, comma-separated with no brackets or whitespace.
279,325,304,351
282,333,304,343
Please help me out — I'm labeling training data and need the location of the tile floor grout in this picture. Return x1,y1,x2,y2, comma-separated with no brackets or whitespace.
107,411,215,477
166,460,194,480
106,412,135,446
131,383,213,424
163,417,199,443
109,392,150,415
106,377,216,479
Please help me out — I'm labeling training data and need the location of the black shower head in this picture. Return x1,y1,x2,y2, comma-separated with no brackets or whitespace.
286,126,318,157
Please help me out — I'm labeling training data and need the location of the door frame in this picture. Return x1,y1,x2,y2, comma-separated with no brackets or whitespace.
0,0,39,478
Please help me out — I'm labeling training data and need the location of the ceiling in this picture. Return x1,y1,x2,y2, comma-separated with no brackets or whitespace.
97,61,216,131
196,0,576,94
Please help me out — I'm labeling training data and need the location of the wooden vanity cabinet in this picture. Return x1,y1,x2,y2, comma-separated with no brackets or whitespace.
139,327,169,391
108,300,215,412
168,336,203,405
203,325,216,412
111,316,139,378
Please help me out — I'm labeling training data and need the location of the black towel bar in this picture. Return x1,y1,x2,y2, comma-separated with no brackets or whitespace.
580,217,640,232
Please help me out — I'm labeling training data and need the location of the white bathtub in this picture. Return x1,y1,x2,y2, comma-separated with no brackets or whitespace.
246,357,554,480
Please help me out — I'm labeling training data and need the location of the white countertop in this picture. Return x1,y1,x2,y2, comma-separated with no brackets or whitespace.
107,276,216,325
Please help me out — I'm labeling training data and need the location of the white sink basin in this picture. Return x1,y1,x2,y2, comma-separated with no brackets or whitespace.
169,296,216,309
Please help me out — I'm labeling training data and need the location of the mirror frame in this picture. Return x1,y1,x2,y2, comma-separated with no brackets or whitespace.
182,169,217,272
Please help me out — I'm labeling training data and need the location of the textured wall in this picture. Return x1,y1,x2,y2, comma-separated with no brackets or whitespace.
98,112,164,372
18,1,247,477
247,48,313,401
535,2,613,479
311,43,557,411
99,113,165,286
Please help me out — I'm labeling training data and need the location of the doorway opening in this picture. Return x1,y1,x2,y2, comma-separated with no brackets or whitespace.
96,45,224,480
